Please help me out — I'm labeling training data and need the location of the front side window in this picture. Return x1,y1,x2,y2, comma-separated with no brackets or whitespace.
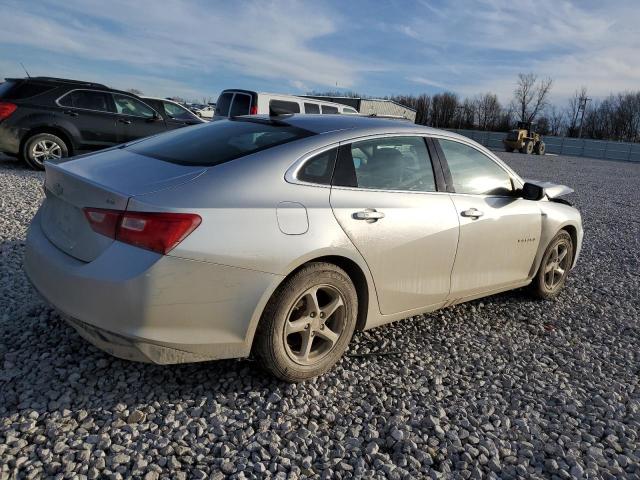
58,90,113,112
296,148,337,185
230,94,251,116
438,139,513,195
335,136,436,192
113,94,155,118
270,100,300,115
304,103,320,114
215,92,233,116
127,118,315,166
321,105,339,114
163,101,195,120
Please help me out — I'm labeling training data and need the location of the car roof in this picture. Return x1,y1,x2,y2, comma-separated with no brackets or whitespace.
254,114,444,136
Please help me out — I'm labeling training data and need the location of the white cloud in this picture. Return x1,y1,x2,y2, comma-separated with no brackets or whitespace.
401,0,640,101
0,0,363,94
1,0,638,103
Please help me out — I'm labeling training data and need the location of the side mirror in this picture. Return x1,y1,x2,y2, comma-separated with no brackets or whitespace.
147,112,162,123
521,182,544,201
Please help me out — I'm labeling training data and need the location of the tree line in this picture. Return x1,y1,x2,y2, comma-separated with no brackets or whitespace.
312,74,640,143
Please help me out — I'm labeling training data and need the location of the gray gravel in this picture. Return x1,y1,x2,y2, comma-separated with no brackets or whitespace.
1,151,639,479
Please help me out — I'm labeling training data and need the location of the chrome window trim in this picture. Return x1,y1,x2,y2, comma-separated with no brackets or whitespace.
286,132,523,195
56,89,162,120
284,142,340,189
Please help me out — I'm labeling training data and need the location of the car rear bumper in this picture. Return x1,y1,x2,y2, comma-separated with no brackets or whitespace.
0,123,21,155
24,209,282,363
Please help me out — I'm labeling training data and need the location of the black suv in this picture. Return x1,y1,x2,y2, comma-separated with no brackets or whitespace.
0,77,204,169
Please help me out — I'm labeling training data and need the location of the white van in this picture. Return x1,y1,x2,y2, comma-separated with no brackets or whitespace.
214,89,359,118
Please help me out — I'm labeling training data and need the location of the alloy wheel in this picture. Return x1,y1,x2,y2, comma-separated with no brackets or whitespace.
543,240,570,290
31,140,63,163
283,284,346,366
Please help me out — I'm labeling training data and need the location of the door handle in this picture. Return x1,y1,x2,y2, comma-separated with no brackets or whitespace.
63,110,78,117
461,208,484,219
353,209,385,222
117,119,132,125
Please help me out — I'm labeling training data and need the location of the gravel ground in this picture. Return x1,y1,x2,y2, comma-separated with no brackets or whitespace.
1,151,639,479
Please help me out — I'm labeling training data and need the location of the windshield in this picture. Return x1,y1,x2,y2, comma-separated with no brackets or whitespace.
127,118,315,166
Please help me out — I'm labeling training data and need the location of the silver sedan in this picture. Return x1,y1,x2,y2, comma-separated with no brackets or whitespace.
24,115,583,381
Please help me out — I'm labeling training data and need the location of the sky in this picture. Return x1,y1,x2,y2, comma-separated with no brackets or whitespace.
0,0,638,105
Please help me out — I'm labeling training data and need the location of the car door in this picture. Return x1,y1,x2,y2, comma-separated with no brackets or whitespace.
434,138,542,299
161,101,203,129
56,89,119,150
111,93,166,142
330,135,459,315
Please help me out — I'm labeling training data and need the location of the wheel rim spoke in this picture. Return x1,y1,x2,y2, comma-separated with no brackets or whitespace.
303,287,321,315
316,326,339,345
286,317,309,335
299,330,314,361
558,247,567,262
321,296,343,320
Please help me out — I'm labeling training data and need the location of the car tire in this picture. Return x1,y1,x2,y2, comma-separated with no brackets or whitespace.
505,146,514,153
254,262,358,382
530,230,573,299
536,142,546,155
524,141,534,154
22,133,69,170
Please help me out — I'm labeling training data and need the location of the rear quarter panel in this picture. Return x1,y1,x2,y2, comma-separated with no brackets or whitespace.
127,138,382,339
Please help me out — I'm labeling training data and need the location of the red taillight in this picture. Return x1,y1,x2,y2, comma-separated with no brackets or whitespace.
0,102,17,121
83,208,201,255
83,208,121,238
250,105,258,115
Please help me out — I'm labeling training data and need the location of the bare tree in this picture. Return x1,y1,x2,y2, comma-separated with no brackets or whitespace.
391,94,431,125
430,92,459,128
474,93,501,130
512,73,553,123
126,88,143,96
566,87,587,136
547,105,565,136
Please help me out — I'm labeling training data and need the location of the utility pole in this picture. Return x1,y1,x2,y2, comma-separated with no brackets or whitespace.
578,96,591,139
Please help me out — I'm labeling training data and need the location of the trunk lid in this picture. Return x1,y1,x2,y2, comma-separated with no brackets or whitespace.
40,148,206,262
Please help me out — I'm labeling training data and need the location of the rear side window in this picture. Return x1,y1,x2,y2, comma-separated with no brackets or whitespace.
334,136,436,192
215,92,233,116
163,101,195,120
321,105,339,114
58,90,113,112
230,94,251,116
343,107,358,114
296,148,337,185
127,118,315,166
304,103,320,114
270,100,300,115
0,81,55,99
113,94,156,118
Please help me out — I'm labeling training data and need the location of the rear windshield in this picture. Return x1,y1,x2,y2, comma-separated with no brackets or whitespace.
230,93,251,116
215,92,233,116
127,118,315,166
0,81,17,98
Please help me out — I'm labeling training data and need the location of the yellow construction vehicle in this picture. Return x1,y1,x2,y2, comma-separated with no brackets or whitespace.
503,121,546,155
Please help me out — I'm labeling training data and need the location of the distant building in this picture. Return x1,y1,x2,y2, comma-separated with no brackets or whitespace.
301,95,417,123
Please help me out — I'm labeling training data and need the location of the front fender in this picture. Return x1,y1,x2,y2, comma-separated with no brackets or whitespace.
529,200,583,278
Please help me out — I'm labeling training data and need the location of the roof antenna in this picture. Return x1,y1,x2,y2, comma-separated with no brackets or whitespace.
20,62,31,78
